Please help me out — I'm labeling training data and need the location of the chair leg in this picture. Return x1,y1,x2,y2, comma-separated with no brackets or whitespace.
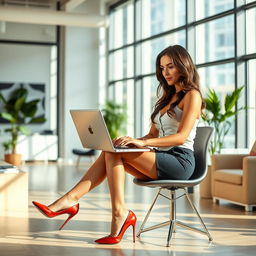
170,190,177,233
167,221,175,247
137,188,162,237
184,189,213,241
167,190,177,246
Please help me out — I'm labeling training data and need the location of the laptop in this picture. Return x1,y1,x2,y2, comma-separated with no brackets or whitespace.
70,110,151,152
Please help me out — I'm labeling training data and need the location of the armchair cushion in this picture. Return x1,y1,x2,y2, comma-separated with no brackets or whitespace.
214,169,243,185
211,154,247,170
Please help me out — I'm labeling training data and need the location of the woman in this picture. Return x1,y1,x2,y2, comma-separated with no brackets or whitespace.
32,45,204,244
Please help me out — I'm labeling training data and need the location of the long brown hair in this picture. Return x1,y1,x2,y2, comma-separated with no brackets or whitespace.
151,45,205,123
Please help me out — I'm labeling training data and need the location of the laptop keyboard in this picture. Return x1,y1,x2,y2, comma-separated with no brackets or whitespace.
114,146,130,149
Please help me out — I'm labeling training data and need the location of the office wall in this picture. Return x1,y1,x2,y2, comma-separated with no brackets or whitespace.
0,44,52,135
59,0,100,161
0,0,102,161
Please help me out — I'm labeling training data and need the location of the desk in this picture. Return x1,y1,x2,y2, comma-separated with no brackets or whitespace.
0,170,28,213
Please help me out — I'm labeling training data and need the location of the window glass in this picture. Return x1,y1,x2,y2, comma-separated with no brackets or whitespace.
109,2,134,49
137,31,186,75
247,60,256,148
109,46,134,81
137,0,186,40
246,8,256,54
113,80,134,137
125,80,135,137
108,84,115,102
195,0,234,20
141,76,159,135
198,63,235,149
196,15,234,64
108,12,115,50
135,80,142,137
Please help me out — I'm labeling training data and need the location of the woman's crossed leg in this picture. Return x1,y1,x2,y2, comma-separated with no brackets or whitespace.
48,150,157,236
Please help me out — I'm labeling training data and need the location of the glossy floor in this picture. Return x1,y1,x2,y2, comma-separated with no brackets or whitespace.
0,162,256,256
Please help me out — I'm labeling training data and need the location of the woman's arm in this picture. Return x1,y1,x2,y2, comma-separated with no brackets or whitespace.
113,123,159,147
137,123,159,140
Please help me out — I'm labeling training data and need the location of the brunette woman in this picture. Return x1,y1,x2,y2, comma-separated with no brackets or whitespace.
32,45,204,244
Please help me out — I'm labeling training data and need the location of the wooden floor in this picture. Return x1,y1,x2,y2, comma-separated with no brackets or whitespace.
0,161,256,256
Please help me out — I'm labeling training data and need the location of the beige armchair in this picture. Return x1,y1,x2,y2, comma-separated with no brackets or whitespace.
211,154,256,211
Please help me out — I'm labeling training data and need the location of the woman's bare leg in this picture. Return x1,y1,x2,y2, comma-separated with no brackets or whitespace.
104,151,157,236
105,152,127,236
48,152,107,212
48,150,158,237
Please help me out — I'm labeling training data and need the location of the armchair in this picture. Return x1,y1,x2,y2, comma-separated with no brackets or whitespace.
211,154,256,211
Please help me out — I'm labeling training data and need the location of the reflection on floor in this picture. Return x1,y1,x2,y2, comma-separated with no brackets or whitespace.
0,162,256,256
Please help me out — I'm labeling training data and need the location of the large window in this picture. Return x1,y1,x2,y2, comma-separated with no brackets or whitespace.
196,15,234,63
108,0,256,150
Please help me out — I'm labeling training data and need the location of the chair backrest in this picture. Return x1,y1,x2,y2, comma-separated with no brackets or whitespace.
189,126,213,181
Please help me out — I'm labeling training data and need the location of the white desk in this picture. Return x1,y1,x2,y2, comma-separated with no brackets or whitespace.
0,163,28,214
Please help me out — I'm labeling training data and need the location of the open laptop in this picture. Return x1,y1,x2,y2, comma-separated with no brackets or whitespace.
70,110,150,152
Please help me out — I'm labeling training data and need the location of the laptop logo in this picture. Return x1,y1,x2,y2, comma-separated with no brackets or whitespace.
88,125,94,134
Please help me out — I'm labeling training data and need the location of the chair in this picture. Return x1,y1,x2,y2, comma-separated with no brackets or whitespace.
72,149,96,168
133,127,213,247
211,154,256,211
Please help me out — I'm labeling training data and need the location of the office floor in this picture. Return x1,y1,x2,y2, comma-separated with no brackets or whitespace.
0,161,256,256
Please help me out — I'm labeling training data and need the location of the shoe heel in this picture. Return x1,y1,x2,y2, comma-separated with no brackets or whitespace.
59,213,76,230
132,224,136,243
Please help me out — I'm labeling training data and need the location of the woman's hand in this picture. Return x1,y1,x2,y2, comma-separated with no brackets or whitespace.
113,136,147,148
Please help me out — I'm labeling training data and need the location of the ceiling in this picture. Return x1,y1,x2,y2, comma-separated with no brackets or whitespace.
0,0,108,27
0,0,58,9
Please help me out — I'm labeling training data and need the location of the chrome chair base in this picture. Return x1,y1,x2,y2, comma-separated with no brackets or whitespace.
137,188,213,247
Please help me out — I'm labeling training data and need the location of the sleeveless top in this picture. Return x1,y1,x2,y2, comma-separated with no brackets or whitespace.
154,106,199,151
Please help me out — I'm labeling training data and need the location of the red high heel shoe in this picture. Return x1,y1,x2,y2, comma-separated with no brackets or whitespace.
32,201,79,230
95,210,137,244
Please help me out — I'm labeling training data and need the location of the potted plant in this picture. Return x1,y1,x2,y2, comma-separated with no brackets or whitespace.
102,101,127,139
200,85,246,198
0,86,46,166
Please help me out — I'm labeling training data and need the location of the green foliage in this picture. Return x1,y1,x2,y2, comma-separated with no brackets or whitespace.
202,86,246,155
0,86,46,154
102,101,127,139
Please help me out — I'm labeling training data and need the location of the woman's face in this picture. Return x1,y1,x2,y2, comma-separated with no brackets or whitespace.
160,55,180,86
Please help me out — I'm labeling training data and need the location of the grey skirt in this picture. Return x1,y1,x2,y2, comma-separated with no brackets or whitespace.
155,146,195,180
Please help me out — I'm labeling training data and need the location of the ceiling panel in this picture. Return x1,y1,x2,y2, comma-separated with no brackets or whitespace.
0,0,59,9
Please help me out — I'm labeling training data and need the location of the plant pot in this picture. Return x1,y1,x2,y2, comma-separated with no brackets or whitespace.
4,153,22,166
200,165,212,199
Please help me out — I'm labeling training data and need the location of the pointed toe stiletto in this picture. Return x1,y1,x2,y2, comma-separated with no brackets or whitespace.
32,201,79,230
95,210,137,244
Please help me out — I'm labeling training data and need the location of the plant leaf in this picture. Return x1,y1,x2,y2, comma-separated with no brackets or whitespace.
19,125,31,136
224,86,244,113
0,112,16,123
14,96,25,111
21,100,39,117
29,117,46,123
205,89,221,121
0,93,7,104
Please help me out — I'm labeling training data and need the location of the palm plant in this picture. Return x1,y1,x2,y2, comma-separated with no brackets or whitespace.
202,86,246,155
102,101,127,139
0,86,46,154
